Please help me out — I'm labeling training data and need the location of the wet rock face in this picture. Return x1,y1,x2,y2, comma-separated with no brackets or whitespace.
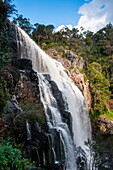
1,58,67,169
76,147,87,170
12,58,32,70
10,59,46,142
0,65,20,92
24,127,66,169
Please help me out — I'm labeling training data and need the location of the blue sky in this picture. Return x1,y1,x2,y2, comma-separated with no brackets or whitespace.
13,0,113,32
13,0,85,27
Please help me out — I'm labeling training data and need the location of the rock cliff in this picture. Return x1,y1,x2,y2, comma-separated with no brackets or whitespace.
45,48,92,111
1,58,72,169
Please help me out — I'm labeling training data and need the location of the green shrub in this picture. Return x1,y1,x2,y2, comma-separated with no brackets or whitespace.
42,41,66,50
40,39,53,44
106,110,113,120
87,62,110,119
0,138,36,170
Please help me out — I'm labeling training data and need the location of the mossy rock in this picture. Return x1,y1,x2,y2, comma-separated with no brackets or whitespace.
14,101,46,126
13,101,46,142
21,101,46,125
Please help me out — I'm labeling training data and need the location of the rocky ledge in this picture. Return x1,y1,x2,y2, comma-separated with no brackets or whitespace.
99,115,113,134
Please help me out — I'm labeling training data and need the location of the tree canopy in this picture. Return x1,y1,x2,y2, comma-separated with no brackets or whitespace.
13,14,33,35
0,0,16,23
32,23,54,42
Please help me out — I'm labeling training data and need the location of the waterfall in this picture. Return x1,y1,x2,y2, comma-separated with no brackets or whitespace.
38,74,76,169
16,26,92,169
26,120,32,140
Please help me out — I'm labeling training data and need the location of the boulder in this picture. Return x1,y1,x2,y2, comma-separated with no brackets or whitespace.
12,58,32,70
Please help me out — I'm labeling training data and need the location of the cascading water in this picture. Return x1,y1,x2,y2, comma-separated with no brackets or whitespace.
38,74,76,169
16,26,92,169
26,120,32,141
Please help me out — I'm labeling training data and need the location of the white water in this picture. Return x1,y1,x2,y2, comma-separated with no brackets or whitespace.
38,74,76,169
26,120,32,140
16,27,92,169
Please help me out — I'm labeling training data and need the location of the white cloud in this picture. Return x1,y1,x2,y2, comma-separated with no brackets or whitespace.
55,25,65,32
55,0,113,33
66,25,73,30
77,0,113,32
55,24,73,32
